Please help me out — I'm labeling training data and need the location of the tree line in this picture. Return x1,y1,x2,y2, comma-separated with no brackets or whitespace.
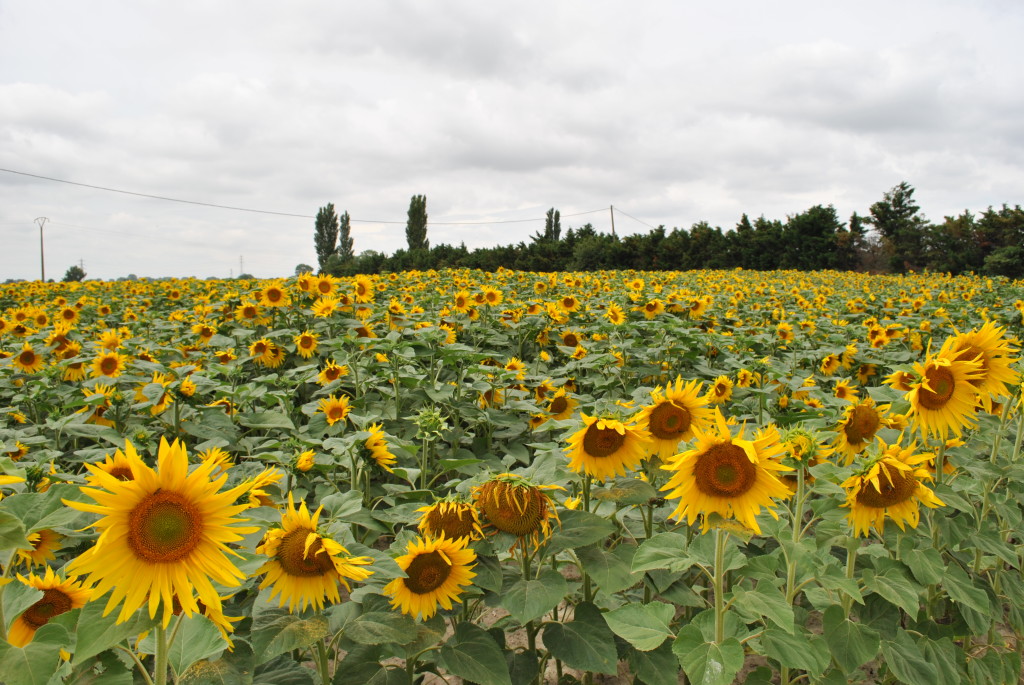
309,183,1024,277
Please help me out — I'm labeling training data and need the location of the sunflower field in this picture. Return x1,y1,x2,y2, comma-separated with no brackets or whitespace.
0,268,1022,685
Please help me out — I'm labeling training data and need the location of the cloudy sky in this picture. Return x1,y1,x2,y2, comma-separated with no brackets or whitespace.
2,1,1022,281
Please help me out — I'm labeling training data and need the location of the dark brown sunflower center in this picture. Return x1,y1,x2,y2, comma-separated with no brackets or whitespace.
856,464,916,508
403,551,452,594
563,333,579,347
106,465,134,481
844,405,880,445
694,443,757,498
22,589,73,629
19,350,36,365
479,483,546,537
426,506,476,540
649,402,691,440
277,528,335,577
582,425,626,458
549,396,569,416
100,357,118,374
127,492,203,563
300,336,314,348
918,366,955,410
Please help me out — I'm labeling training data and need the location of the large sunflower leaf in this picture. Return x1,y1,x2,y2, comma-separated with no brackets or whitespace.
543,510,615,557
603,601,674,651
542,602,618,675
577,543,637,595
501,568,567,625
671,624,744,685
167,614,227,678
0,623,70,685
437,621,512,685
249,607,330,666
72,603,159,666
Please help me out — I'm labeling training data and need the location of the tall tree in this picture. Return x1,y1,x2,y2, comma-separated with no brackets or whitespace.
337,211,354,261
544,208,561,241
313,203,340,274
406,195,429,251
867,182,930,273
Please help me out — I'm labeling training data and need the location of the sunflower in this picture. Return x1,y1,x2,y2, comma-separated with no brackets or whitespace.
79,384,117,427
256,493,374,612
559,329,584,348
832,398,888,464
841,439,944,537
544,387,578,421
64,438,259,627
360,423,397,472
417,498,484,542
295,450,316,472
312,274,340,297
12,344,44,373
833,379,859,401
312,296,340,318
259,283,291,308
317,360,350,386
606,303,626,325
383,535,476,620
293,330,319,359
660,409,792,534
634,377,713,462
353,275,375,303
91,351,127,378
317,393,352,426
473,473,561,550
564,414,652,481
8,567,91,647
905,337,984,440
949,321,1021,411
705,376,734,405
134,372,173,416
17,529,63,568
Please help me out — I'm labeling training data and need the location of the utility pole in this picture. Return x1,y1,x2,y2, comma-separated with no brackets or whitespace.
34,217,48,281
609,205,616,238
239,255,244,276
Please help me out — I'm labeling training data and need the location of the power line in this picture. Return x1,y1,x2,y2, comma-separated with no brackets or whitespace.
614,207,661,231
0,167,613,227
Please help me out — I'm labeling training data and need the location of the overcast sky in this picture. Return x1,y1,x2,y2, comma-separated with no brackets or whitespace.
2,1,1022,281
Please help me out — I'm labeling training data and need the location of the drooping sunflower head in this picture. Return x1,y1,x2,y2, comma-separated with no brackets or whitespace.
363,423,397,472
256,493,374,612
66,438,260,627
660,410,792,534
17,529,63,568
634,377,713,461
383,535,477,620
8,567,91,647
831,398,888,465
564,413,652,481
472,473,561,550
906,337,984,440
417,498,484,542
841,439,944,537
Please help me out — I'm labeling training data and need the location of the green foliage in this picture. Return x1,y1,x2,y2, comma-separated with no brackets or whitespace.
405,194,429,252
313,202,340,273
62,264,86,282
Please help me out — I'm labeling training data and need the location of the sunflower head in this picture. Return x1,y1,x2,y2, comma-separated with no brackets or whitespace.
383,535,477,620
473,473,561,550
634,377,712,461
417,498,483,542
841,439,944,537
906,338,984,440
256,493,374,612
8,567,91,647
832,398,887,465
363,423,397,472
564,413,652,481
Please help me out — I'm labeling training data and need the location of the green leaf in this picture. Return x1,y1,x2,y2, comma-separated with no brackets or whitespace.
603,602,674,652
543,510,616,556
671,624,744,685
577,544,636,595
542,602,618,675
253,654,316,685
506,649,540,685
332,644,387,685
249,608,330,666
2,579,43,633
902,546,944,585
473,554,503,594
880,630,938,685
168,614,227,678
0,508,29,552
918,636,964,685
730,585,794,634
631,532,689,574
179,640,255,685
861,566,922,617
592,477,658,505
941,564,991,615
502,568,567,625
437,622,512,685
65,650,134,685
822,604,880,674
238,411,296,430
627,641,678,685
758,626,830,676
72,603,158,665
0,623,70,685
343,611,418,646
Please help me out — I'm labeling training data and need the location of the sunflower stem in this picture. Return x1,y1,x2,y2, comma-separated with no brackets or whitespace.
842,538,859,618
1011,399,1024,463
314,638,332,685
153,622,169,685
117,644,155,685
988,400,1011,464
713,528,728,644
785,467,805,605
